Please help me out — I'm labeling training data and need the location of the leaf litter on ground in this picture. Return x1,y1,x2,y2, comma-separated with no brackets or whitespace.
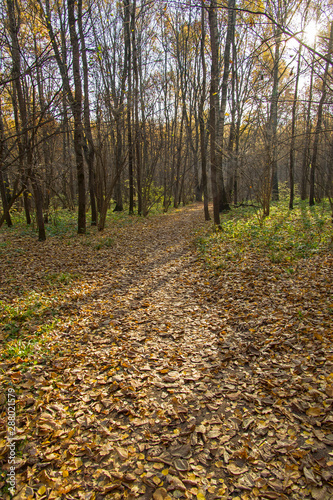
0,203,332,500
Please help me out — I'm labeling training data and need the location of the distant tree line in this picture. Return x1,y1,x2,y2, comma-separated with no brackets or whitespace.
0,0,332,239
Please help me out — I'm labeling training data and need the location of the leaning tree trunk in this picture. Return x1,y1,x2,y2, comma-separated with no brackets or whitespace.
7,0,45,239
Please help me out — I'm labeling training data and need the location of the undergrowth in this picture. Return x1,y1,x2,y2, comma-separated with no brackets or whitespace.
0,289,65,362
197,199,333,268
1,201,172,239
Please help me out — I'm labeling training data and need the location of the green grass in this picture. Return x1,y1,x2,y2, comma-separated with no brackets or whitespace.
0,290,63,362
94,236,114,250
46,272,79,285
1,198,179,243
0,319,59,362
1,206,78,237
197,199,333,268
1,291,57,331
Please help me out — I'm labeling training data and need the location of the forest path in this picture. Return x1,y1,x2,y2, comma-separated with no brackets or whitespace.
1,203,333,500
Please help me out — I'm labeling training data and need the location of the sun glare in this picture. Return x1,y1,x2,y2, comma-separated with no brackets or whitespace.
303,20,318,46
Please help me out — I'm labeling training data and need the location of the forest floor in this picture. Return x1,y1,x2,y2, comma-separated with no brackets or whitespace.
0,203,333,500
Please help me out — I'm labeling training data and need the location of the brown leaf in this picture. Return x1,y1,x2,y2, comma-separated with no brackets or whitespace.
168,475,186,491
226,463,248,475
153,488,168,500
115,447,128,461
174,458,189,471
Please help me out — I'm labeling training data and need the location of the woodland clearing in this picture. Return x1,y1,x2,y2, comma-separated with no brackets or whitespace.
0,202,333,500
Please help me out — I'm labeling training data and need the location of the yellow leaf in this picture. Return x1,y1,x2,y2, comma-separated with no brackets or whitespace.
197,491,206,500
162,469,169,475
306,407,323,416
62,470,69,477
38,485,47,495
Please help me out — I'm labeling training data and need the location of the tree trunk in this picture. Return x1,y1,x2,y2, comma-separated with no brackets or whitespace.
208,1,221,226
124,0,134,215
289,45,302,210
30,171,46,241
309,22,333,206
269,26,281,203
131,0,142,216
218,0,235,212
200,2,210,221
0,104,12,227
228,29,237,205
114,119,124,212
78,0,97,226
40,0,86,233
7,0,45,239
68,0,86,233
300,52,314,201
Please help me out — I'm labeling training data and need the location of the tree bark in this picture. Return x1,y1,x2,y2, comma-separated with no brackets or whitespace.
78,0,97,226
269,26,281,203
7,0,45,239
300,52,314,201
0,104,12,227
208,1,221,226
40,0,86,233
68,0,86,233
200,2,210,221
124,0,134,215
309,22,333,206
131,0,143,215
218,0,235,212
289,44,302,210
